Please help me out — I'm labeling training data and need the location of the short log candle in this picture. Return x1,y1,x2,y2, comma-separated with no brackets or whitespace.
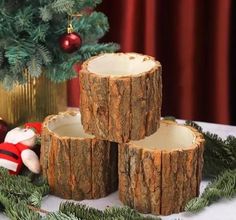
118,120,205,215
80,53,162,143
40,111,118,200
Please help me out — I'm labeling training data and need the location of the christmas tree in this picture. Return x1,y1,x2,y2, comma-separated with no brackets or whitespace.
0,0,119,89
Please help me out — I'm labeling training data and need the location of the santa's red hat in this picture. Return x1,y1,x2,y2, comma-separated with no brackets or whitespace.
23,122,42,135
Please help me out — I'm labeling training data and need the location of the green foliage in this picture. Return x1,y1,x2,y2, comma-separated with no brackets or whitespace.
51,0,75,14
0,0,119,89
59,202,103,219
15,6,34,32
185,169,236,213
29,24,50,43
36,44,52,65
40,6,53,22
79,43,120,60
5,202,41,220
0,167,49,219
73,12,109,43
27,57,42,77
59,202,161,220
185,120,236,178
74,0,102,11
184,120,236,213
43,211,79,220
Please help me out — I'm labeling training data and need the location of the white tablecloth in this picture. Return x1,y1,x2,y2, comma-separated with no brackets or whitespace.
1,120,236,220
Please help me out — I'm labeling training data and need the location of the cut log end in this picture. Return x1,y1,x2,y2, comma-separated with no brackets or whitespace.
40,111,118,200
118,120,205,215
80,52,162,143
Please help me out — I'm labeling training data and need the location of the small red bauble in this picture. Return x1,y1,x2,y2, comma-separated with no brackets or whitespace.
59,32,82,53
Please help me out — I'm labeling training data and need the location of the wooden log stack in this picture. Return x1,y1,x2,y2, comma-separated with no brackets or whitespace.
40,111,118,200
40,52,205,216
119,120,205,215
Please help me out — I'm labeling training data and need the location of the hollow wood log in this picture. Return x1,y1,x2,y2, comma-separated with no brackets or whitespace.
80,53,162,143
118,120,205,215
40,111,118,200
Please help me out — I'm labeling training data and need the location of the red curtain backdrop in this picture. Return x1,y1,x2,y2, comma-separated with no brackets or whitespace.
68,0,234,124
67,64,81,107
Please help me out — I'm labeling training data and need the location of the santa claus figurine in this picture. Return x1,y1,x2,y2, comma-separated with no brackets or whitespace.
0,122,42,175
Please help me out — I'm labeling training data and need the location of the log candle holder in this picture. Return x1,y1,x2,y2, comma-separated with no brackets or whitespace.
118,120,205,215
80,52,162,143
40,111,118,200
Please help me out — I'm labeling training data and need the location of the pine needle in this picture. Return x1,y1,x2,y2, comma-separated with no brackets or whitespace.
185,120,236,178
185,169,236,213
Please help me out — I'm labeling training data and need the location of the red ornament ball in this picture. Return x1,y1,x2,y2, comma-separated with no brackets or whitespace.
59,32,82,53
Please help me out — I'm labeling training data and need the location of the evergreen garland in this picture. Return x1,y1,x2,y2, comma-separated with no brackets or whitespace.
183,120,236,212
185,120,236,178
57,203,161,220
185,169,236,213
0,0,119,89
0,167,49,219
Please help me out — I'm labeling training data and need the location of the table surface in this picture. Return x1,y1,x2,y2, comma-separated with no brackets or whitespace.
1,120,236,220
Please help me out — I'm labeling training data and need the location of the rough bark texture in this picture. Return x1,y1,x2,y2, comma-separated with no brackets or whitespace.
80,53,162,143
118,121,205,216
40,113,118,200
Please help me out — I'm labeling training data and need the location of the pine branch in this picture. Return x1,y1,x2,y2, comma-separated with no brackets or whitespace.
185,120,236,178
59,202,161,220
36,44,52,65
43,211,80,220
29,23,50,43
14,6,34,32
103,206,160,220
10,60,26,75
5,202,41,220
185,169,236,213
185,120,203,132
78,43,120,60
0,167,50,219
27,56,42,77
73,12,110,43
39,6,53,22
74,0,102,11
51,0,75,14
60,202,103,219
5,45,29,65
28,191,43,207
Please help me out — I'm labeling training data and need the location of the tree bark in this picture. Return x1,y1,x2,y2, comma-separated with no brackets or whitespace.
80,53,162,143
40,111,118,200
118,120,205,215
